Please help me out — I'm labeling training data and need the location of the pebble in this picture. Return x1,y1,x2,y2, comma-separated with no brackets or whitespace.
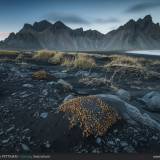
107,140,115,146
42,89,48,96
6,127,15,133
63,94,74,101
44,141,51,148
23,84,34,88
152,136,158,141
120,141,128,147
21,143,30,151
2,139,9,144
96,137,102,145
123,145,135,153
40,112,48,119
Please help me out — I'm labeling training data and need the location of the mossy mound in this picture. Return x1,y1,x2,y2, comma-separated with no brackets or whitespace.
59,96,120,137
32,70,56,80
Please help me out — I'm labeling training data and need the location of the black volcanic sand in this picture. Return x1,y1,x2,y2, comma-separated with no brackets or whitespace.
0,51,160,153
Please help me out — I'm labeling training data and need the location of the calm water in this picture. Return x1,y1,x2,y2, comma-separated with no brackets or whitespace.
126,50,160,56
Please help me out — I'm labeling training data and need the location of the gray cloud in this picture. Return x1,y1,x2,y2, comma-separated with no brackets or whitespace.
45,12,90,24
126,2,160,13
95,18,120,24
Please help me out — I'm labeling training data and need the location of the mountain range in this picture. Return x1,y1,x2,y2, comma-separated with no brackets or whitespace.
1,15,160,51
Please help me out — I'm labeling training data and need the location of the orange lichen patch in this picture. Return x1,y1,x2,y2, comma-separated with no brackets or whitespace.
59,96,120,137
32,70,48,80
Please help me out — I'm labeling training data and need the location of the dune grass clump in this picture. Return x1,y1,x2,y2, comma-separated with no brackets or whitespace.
104,55,152,81
48,52,65,64
59,96,120,137
33,50,55,60
62,54,96,69
32,70,48,80
106,55,143,68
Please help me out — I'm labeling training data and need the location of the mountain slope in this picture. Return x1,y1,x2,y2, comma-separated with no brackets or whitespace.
0,15,160,51
104,15,160,50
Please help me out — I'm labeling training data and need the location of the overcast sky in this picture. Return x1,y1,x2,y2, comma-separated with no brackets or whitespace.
0,0,160,40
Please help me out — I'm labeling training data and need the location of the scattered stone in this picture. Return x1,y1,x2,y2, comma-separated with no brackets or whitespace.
107,140,115,146
42,89,48,96
152,136,158,141
21,143,30,151
96,137,102,145
63,94,74,101
91,148,101,154
2,139,9,144
123,145,135,153
44,141,51,148
120,141,128,147
0,131,4,136
6,126,15,133
47,81,56,85
22,84,33,88
54,72,68,78
40,112,48,119
75,71,90,77
57,79,73,90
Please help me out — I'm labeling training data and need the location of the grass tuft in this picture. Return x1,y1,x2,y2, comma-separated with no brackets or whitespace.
62,54,96,69
32,70,48,80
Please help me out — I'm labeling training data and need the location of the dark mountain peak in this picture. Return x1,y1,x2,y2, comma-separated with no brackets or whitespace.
74,27,83,32
53,21,71,30
23,23,33,30
4,32,16,42
143,15,152,22
127,19,135,24
33,20,52,32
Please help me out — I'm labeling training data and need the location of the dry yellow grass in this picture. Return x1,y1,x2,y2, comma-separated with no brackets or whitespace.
59,96,120,137
33,50,55,60
62,54,96,69
48,52,65,64
106,55,143,68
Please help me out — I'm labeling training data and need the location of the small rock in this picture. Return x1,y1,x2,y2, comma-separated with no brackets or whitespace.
44,141,51,148
57,79,73,90
40,112,48,119
92,148,101,154
0,131,4,136
141,91,160,111
6,126,15,133
21,143,30,151
152,136,158,141
47,81,56,85
123,145,135,153
2,139,9,144
113,129,118,134
75,71,90,77
33,111,39,118
42,89,48,96
23,84,33,88
54,72,68,78
63,94,74,101
107,140,115,146
96,137,102,145
120,141,128,147
116,89,131,101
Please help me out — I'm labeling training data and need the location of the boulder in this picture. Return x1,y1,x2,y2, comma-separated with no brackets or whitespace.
116,89,131,101
96,94,160,131
141,91,160,111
